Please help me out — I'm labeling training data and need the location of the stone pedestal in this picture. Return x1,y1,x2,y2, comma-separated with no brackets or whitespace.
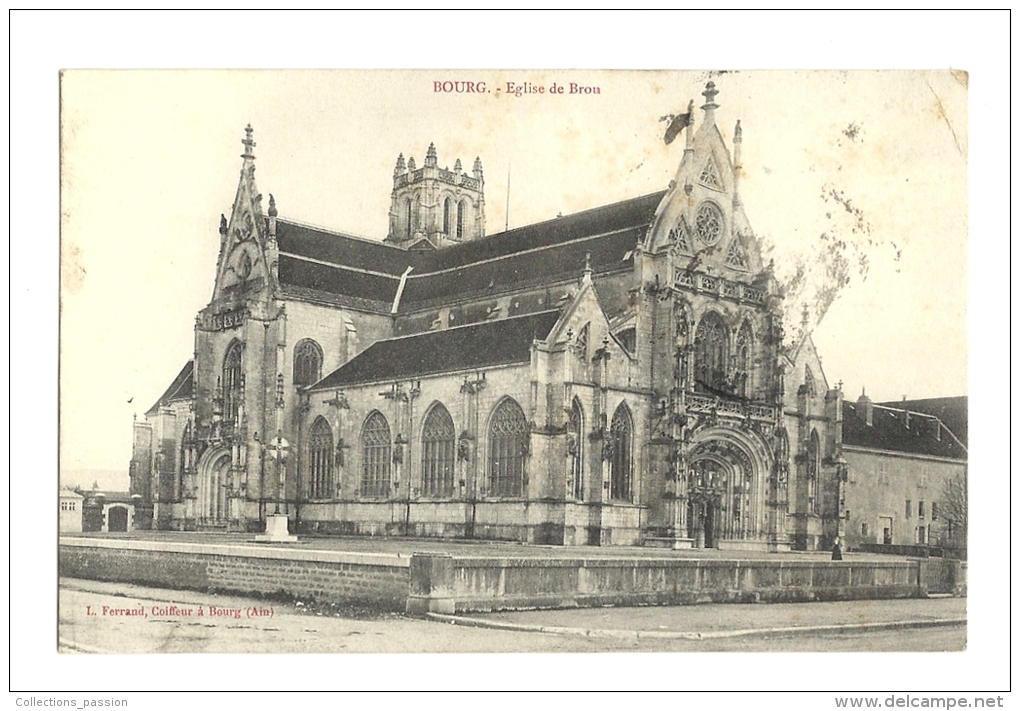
256,514,299,543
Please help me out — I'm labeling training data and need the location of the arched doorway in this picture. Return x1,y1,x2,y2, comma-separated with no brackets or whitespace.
686,431,769,548
197,449,230,525
107,505,129,532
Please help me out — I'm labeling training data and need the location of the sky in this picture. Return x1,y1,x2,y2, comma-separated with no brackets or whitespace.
13,11,1010,693
58,68,968,475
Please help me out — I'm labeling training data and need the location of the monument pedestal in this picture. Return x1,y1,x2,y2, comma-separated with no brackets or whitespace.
256,514,299,543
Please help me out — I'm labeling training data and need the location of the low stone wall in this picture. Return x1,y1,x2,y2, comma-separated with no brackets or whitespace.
59,538,410,611
61,538,944,617
407,555,924,614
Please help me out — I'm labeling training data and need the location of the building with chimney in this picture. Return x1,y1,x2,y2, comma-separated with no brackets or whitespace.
128,83,965,551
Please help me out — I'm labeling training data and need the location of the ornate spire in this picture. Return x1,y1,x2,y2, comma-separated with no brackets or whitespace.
241,124,256,160
454,158,462,172
394,153,406,176
701,82,719,125
472,156,483,180
425,142,438,167
732,120,743,207
407,156,416,172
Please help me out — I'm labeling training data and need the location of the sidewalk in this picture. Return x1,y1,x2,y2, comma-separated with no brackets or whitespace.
432,597,966,640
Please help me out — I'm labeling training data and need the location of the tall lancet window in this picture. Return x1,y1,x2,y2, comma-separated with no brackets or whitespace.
421,404,456,498
694,312,729,393
222,340,243,423
443,197,453,234
308,416,334,499
457,201,467,240
361,411,391,499
609,404,633,502
568,399,584,500
736,321,753,398
488,398,528,498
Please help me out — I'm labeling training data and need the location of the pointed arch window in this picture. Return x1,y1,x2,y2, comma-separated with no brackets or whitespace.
222,341,243,423
293,339,323,388
360,412,391,498
422,404,456,498
308,416,334,499
736,321,754,398
404,198,413,238
443,197,453,234
609,404,633,502
694,312,729,393
804,365,816,397
456,201,467,240
488,398,528,498
568,399,584,500
807,429,820,515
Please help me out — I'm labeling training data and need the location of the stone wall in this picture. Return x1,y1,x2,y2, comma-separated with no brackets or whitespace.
407,553,925,614
59,538,409,611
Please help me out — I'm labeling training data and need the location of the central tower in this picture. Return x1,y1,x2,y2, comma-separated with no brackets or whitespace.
386,143,486,249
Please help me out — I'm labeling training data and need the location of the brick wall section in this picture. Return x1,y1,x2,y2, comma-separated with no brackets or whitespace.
407,554,926,614
60,538,410,611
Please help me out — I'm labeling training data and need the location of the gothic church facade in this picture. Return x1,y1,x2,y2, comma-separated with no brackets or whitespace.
132,83,853,550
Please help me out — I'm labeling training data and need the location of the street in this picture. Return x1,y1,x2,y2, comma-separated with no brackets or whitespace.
59,578,965,654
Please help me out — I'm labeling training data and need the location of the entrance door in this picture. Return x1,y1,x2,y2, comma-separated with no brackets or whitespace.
108,506,128,532
199,452,230,525
880,516,893,544
704,502,716,548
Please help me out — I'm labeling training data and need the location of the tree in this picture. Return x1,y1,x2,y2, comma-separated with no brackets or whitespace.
938,472,967,552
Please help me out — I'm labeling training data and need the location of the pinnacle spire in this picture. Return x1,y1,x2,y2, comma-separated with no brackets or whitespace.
701,82,719,125
241,124,256,160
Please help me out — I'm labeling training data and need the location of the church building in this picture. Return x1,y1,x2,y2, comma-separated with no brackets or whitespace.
133,83,860,550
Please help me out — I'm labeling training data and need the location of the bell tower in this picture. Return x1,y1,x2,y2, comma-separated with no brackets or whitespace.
386,143,486,249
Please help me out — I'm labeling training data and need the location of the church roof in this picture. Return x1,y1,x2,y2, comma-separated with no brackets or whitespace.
274,191,665,310
146,360,194,416
310,309,562,390
842,397,967,461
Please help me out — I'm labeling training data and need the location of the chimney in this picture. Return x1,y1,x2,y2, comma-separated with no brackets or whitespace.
857,388,873,426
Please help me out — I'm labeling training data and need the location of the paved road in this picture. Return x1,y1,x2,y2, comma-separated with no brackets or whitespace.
59,578,964,654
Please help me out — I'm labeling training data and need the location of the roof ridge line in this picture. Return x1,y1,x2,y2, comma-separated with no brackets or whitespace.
374,309,562,346
279,251,404,279
408,226,644,279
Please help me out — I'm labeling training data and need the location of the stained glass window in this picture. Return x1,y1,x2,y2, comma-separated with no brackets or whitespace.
293,339,323,387
736,321,753,397
694,312,729,392
568,399,584,500
695,202,723,245
488,398,527,498
422,404,456,498
609,404,633,502
222,340,243,423
361,412,391,498
308,417,334,499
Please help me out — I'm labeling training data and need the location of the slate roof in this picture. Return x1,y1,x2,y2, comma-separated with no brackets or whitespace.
842,398,967,461
274,192,664,309
146,361,194,416
310,310,562,390
876,396,968,447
